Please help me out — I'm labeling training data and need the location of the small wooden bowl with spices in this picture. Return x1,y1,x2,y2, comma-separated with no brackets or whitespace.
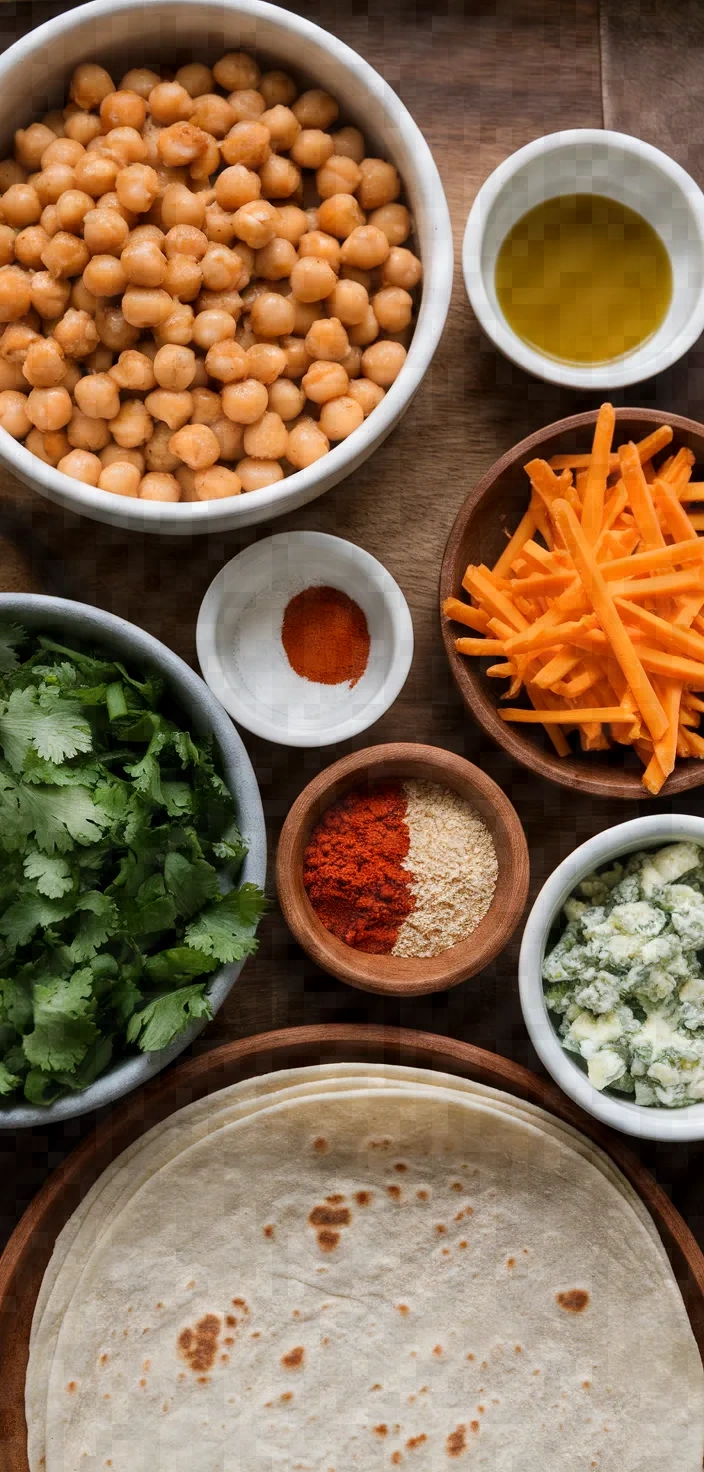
276,743,530,995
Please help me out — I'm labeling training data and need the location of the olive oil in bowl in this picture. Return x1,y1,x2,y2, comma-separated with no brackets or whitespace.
495,194,672,365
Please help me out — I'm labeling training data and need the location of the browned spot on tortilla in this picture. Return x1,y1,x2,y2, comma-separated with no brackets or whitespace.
416,1188,429,1202
281,1345,305,1370
556,1289,589,1313
394,1162,407,1172
178,1314,221,1374
506,1258,515,1269
122,1329,128,1337
433,1344,443,1358
369,1137,391,1150
459,1240,468,1250
142,1359,151,1371
396,1304,409,1316
407,1434,427,1449
141,1328,150,1336
391,1455,402,1466
263,1225,275,1239
187,1280,196,1290
582,1380,591,1389
321,1336,329,1346
515,1345,522,1353
451,1181,463,1192
326,1193,346,1204
373,1424,388,1437
226,1314,237,1327
313,1136,328,1153
251,1331,261,1339
139,1379,147,1388
309,1204,351,1227
232,1297,248,1312
317,1228,340,1252
533,1369,540,1376
356,1190,372,1206
66,1382,77,1395
197,1375,209,1385
156,1302,163,1310
477,1405,485,1414
224,1336,234,1347
435,1223,447,1235
442,1248,450,1257
466,1353,474,1361
370,1383,382,1391
446,1425,467,1456
99,1354,109,1366
387,1185,402,1201
162,1401,169,1413
281,1391,293,1402
103,1393,110,1400
221,1353,229,1363
470,1420,479,1433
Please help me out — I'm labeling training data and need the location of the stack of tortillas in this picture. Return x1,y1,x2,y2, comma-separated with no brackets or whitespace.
27,1064,704,1470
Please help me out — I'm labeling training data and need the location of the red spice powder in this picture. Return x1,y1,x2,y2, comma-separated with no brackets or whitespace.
281,585,370,687
303,781,415,953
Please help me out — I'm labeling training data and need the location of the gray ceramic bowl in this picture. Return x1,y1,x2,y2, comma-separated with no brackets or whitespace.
0,594,266,1128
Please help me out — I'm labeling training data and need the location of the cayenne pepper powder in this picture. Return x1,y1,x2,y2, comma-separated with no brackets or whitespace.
303,781,415,953
281,585,370,687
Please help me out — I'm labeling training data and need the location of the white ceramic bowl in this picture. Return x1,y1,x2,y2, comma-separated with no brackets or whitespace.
463,128,704,390
519,814,704,1142
196,531,414,746
0,0,452,535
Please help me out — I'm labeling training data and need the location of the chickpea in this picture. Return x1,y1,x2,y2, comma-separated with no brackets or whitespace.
143,420,181,470
304,316,349,363
162,255,202,300
231,199,279,249
52,308,98,359
204,338,247,383
348,303,380,348
221,376,268,423
290,129,334,171
220,123,269,173
248,291,295,339
324,277,370,327
109,348,157,391
382,246,422,290
98,90,146,134
95,304,140,355
115,163,160,214
340,224,390,270
0,389,31,437
368,202,411,247
245,342,287,384
190,308,235,350
74,154,119,198
156,300,196,345
1,321,38,363
26,384,72,432
145,387,193,430
252,238,294,284
74,372,120,420
157,121,210,169
168,421,219,469
0,159,25,191
214,165,260,215
70,278,98,314
317,193,365,241
85,345,114,374
331,127,365,164
57,447,102,484
30,271,71,320
69,63,114,111
101,127,148,167
340,343,362,379
361,338,407,386
83,207,131,257
205,413,239,459
157,183,203,232
193,464,241,500
356,158,399,212
190,386,221,424
120,68,161,101
0,266,32,322
175,464,197,498
100,441,146,471
259,104,300,156
15,225,50,270
259,71,297,109
213,52,260,93
347,376,385,417
259,154,300,200
316,156,362,200
2,183,41,228
66,409,111,451
139,470,181,500
288,256,335,306
318,393,364,441
152,342,196,391
281,335,311,379
53,190,92,235
15,124,57,169
40,204,60,238
200,243,246,292
0,357,27,391
148,82,193,125
187,95,234,142
83,254,128,298
228,89,265,122
120,238,167,287
370,285,412,333
190,355,209,388
302,359,349,404
40,231,89,281
164,223,208,260
204,203,237,245
290,298,324,337
297,233,339,275
266,376,304,421
109,398,152,447
292,89,339,130
122,286,173,328
22,336,65,388
174,63,214,99
241,409,287,460
0,224,15,266
286,417,329,469
42,139,84,170
64,112,103,147
26,426,70,463
99,460,142,496
235,455,285,491
275,204,309,245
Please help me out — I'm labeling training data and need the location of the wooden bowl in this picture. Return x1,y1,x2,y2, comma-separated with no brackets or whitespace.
276,742,529,995
440,407,704,801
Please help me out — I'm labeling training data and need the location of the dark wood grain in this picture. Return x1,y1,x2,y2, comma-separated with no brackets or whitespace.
3,1025,704,1470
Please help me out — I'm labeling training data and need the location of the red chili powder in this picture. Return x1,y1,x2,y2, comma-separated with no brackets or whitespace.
281,585,370,687
303,780,415,953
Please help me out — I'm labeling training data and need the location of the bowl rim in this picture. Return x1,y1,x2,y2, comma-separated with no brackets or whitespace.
0,592,266,1128
195,531,415,747
519,814,704,1142
439,405,704,801
0,0,453,535
462,126,704,390
276,741,530,996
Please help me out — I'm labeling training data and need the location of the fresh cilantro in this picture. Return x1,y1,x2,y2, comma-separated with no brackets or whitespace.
0,627,264,1106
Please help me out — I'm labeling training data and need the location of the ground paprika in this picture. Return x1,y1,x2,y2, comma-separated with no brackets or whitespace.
281,584,370,687
302,780,415,953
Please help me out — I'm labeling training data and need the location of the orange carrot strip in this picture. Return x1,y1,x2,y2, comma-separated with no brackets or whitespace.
558,668,597,698
531,650,581,689
582,403,615,542
679,485,704,502
551,499,667,742
509,571,574,598
455,638,506,657
597,485,629,540
610,570,704,601
600,539,704,581
525,686,571,756
614,599,704,662
499,706,631,724
491,505,537,579
486,662,515,679
634,647,704,688
653,477,699,544
462,567,529,633
618,441,666,549
442,598,490,633
529,492,554,550
549,452,620,471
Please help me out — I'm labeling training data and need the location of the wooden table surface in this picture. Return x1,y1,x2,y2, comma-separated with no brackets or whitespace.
4,0,704,1254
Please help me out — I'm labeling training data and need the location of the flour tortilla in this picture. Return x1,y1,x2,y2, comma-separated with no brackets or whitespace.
42,1087,704,1471
27,1066,670,1470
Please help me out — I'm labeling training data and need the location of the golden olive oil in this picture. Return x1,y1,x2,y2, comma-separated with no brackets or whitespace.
495,193,672,364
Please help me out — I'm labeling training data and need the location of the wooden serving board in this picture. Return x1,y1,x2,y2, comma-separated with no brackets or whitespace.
2,1023,704,1469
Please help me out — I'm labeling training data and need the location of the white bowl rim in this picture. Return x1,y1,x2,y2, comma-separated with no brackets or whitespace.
463,126,704,390
195,530,414,746
0,592,266,1128
0,0,453,534
519,813,704,1142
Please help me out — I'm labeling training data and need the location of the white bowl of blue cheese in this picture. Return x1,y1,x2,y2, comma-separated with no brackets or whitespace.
519,815,704,1140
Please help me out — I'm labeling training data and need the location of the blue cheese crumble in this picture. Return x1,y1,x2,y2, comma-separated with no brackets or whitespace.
543,841,704,1107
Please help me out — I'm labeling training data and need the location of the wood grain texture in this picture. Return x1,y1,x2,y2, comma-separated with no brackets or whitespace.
2,1025,704,1469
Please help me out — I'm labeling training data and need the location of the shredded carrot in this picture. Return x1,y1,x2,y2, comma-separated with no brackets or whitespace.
499,706,632,724
582,403,615,542
455,638,506,657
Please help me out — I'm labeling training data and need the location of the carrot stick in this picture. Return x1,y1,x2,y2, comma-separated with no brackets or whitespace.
634,647,704,688
491,506,537,579
582,403,615,542
509,571,575,598
499,706,632,724
618,441,666,549
608,570,704,601
654,478,701,543
679,485,704,502
549,453,620,472
462,567,529,633
614,599,704,662
531,650,581,689
442,598,491,633
551,499,668,742
455,638,506,657
600,539,704,581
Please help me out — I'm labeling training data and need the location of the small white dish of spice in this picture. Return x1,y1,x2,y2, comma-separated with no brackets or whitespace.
196,532,414,746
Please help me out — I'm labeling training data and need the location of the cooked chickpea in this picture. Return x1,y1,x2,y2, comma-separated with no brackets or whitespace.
53,190,92,235
99,442,145,471
281,335,311,379
148,82,193,126
188,94,235,139
52,307,99,358
0,266,32,322
292,89,338,131
42,139,84,171
330,127,365,164
83,254,128,298
143,420,180,470
304,316,349,362
249,291,295,338
286,417,329,470
267,376,304,420
70,277,97,312
0,224,15,266
1,321,38,363
231,199,279,249
109,348,157,391
25,426,69,463
157,182,204,231
316,156,362,200
259,105,300,154
317,193,365,240
289,256,336,306
157,300,196,345
361,338,406,386
174,62,214,99
145,388,193,429
298,232,341,273
109,398,152,447
74,372,120,420
40,204,60,238
324,277,369,327
368,202,411,246
372,285,413,333
120,238,167,287
66,409,111,451
57,447,102,484
318,393,364,440
157,121,210,169
102,127,148,167
30,272,71,320
98,460,141,496
85,345,114,374
200,244,245,292
235,456,283,491
15,123,57,169
245,342,287,385
96,302,141,353
139,470,181,500
242,409,287,459
190,386,221,424
227,89,265,123
380,246,420,289
0,160,25,192
74,154,119,198
221,376,268,423
82,208,130,258
259,70,297,109
290,129,334,171
162,255,201,300
340,224,390,269
204,203,237,245
275,204,309,245
189,308,234,350
191,464,240,499
347,376,385,417
204,338,247,383
259,154,300,200
40,230,89,280
301,359,348,404
122,286,173,328
26,384,72,431
348,303,380,348
213,51,260,93
151,342,195,391
164,223,208,260
168,421,219,469
22,337,65,388
2,183,41,228
290,298,324,337
69,63,114,111
0,389,31,437
99,90,146,134
251,238,294,284
120,68,161,101
0,358,28,391
356,158,401,212
14,225,50,270
64,112,103,147
214,164,260,213
115,163,159,214
220,121,270,169
210,413,243,460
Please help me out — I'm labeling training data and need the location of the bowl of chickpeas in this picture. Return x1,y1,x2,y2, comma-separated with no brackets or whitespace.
0,0,452,531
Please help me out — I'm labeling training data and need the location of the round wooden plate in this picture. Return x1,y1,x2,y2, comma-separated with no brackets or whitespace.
2,1023,703,1468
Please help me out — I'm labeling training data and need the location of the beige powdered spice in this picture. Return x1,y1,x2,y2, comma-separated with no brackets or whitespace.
392,780,498,958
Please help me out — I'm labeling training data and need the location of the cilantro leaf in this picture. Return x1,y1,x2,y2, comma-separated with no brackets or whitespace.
0,976,33,1031
23,851,74,898
69,891,119,961
0,686,93,772
184,883,267,964
0,1059,21,1096
0,623,26,674
0,892,74,950
126,984,212,1052
22,972,97,1073
144,946,218,986
164,852,220,919
21,784,110,853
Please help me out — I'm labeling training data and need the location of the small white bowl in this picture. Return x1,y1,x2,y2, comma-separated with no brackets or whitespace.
519,814,704,1142
196,532,414,747
0,0,452,536
463,128,704,390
